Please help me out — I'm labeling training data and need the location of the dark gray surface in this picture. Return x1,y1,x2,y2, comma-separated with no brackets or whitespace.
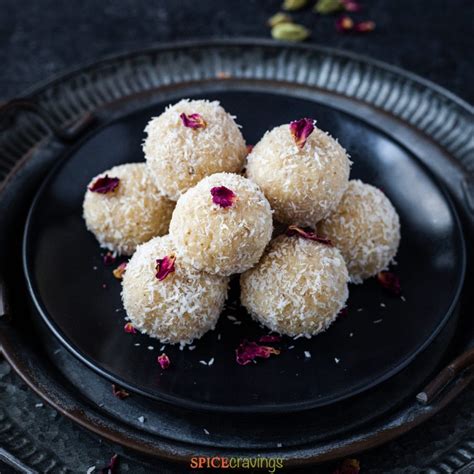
1,1,473,473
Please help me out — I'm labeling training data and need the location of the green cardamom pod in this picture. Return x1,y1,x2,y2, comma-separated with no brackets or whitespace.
271,22,310,42
267,12,293,28
282,0,308,11
314,0,343,14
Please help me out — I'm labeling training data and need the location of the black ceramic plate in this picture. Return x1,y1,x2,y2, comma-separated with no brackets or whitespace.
23,89,466,413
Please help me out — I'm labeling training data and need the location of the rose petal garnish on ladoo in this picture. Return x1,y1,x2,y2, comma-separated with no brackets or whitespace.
289,118,315,149
155,255,176,281
236,340,281,366
336,15,354,31
112,384,130,400
246,144,254,154
259,334,282,343
157,353,171,369
180,112,207,129
210,186,237,208
286,225,333,246
341,0,361,12
377,271,401,296
124,322,137,334
103,251,116,266
113,262,127,280
89,175,120,194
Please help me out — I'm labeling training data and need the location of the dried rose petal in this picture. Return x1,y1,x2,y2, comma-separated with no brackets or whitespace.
157,353,170,369
89,175,120,194
336,15,354,31
333,458,360,474
338,307,349,318
155,255,176,281
103,252,116,266
100,454,118,474
236,340,280,366
286,225,333,246
341,0,361,11
113,261,127,280
112,384,130,400
259,334,282,343
246,144,254,154
354,20,375,32
289,118,315,149
377,271,401,296
124,322,137,334
180,112,207,129
210,186,237,208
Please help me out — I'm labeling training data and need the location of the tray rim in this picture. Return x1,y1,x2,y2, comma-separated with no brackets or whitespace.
0,38,473,465
20,87,467,414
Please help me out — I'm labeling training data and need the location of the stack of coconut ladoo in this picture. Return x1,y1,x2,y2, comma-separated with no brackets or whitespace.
83,99,400,347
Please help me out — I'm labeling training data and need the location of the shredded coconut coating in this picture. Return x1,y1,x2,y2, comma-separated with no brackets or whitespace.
240,235,349,337
170,173,273,276
143,99,247,200
318,180,401,284
83,163,175,256
121,235,229,345
246,124,351,225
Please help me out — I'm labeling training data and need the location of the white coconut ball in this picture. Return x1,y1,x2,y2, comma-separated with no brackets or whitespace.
83,163,175,256
240,235,349,338
246,122,351,226
317,179,401,283
143,99,247,200
170,172,273,276
121,235,229,345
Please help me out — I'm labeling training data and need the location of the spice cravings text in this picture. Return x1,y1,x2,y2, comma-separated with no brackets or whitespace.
190,456,284,472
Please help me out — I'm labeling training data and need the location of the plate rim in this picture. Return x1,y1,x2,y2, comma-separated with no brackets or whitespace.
21,80,467,414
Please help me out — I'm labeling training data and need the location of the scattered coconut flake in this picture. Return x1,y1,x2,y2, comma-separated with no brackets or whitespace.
180,112,207,129
335,357,340,364
147,346,154,350
203,428,210,435
160,345,165,351
233,321,242,325
87,466,95,474
286,225,333,245
217,333,222,341
401,295,406,302
259,334,282,343
103,252,116,266
377,271,401,295
304,351,311,359
112,384,130,400
380,303,386,308
89,175,120,194
188,345,196,351
289,118,315,149
277,442,283,448
35,403,43,408
155,255,176,281
93,265,98,270
357,308,363,312
349,332,354,337
199,360,208,365
99,453,118,474
208,358,215,366
288,345,295,350
373,319,383,324
210,186,237,208
113,261,127,280
227,315,237,321
235,340,280,366
138,416,145,423
157,353,170,369
124,322,136,334
134,343,140,347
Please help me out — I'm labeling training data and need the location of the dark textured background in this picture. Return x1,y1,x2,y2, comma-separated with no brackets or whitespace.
1,1,473,473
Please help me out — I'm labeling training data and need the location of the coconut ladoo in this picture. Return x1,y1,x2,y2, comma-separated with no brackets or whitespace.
121,235,229,345
143,99,247,201
318,180,401,283
83,163,175,256
246,119,351,226
240,234,349,338
170,172,273,276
